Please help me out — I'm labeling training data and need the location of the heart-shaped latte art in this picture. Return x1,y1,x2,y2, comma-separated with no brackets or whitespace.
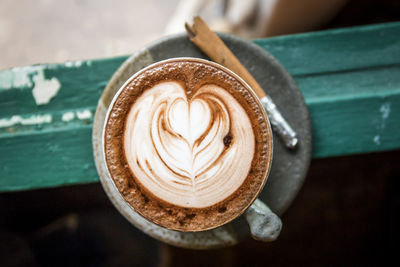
124,81,255,208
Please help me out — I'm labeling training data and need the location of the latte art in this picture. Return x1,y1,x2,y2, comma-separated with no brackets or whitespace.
124,81,254,208
104,58,272,231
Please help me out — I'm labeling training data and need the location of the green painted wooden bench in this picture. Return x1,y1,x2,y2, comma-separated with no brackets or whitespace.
1,22,399,192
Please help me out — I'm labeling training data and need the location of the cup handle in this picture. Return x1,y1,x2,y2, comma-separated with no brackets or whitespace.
244,198,282,242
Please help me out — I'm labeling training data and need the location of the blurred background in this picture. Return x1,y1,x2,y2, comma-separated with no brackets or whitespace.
1,0,400,70
1,0,399,266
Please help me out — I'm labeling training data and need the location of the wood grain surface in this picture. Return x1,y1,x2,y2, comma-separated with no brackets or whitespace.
0,22,399,192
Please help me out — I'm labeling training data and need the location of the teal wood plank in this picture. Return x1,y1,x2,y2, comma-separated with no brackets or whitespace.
253,22,400,76
0,127,95,191
1,22,400,192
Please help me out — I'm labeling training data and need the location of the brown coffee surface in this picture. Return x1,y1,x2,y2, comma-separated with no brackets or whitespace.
104,58,273,231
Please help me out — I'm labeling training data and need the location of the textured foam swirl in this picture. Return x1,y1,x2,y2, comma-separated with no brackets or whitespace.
124,81,255,208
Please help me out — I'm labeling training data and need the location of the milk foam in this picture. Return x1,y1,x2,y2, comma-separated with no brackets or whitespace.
124,81,255,208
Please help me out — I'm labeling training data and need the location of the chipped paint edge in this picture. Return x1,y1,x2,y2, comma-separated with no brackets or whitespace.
32,69,61,105
0,114,52,128
0,109,93,132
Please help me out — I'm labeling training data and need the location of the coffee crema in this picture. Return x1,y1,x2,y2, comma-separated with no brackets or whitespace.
104,58,273,231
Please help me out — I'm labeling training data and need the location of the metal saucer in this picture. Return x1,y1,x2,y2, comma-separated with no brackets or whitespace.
92,33,312,249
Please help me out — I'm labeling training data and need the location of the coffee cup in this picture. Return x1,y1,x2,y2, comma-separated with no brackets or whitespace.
94,57,281,245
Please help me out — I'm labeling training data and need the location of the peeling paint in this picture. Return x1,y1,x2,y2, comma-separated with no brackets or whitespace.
0,114,52,128
379,103,391,129
373,135,381,145
62,110,92,122
65,61,83,68
0,66,45,90
62,112,75,122
380,103,391,119
0,61,86,91
0,109,94,133
373,102,391,144
76,110,92,120
32,69,61,105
